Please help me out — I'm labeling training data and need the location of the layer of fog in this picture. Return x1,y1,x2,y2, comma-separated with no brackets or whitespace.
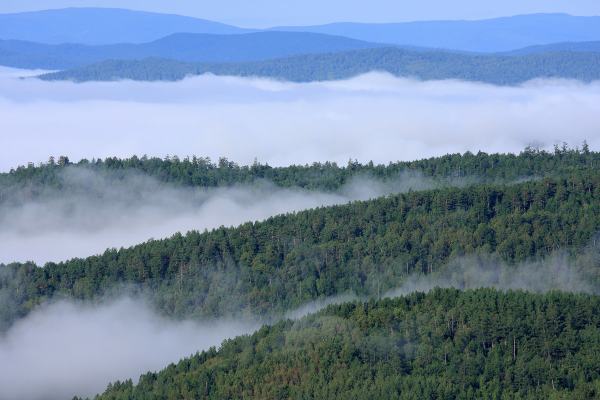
0,297,258,400
0,166,444,265
1,67,600,171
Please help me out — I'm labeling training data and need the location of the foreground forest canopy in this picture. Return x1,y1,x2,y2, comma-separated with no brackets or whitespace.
1,146,600,332
84,289,600,399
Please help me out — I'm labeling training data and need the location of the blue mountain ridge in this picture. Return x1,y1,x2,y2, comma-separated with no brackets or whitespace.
0,7,250,45
0,31,388,70
1,9,600,53
271,13,600,53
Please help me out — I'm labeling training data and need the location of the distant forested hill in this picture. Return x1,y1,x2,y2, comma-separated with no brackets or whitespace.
84,289,600,399
2,150,600,330
0,32,385,70
506,41,600,55
38,47,600,84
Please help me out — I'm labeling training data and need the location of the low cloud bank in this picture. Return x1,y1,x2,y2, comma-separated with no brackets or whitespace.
0,297,258,400
1,68,599,170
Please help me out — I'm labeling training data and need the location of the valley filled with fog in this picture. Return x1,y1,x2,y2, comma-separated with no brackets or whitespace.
2,67,600,171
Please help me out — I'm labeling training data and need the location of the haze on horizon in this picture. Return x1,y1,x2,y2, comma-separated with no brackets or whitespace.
0,0,599,27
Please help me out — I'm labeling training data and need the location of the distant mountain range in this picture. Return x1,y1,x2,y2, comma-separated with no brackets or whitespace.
0,32,386,70
3,8,600,84
0,8,249,45
271,13,600,53
1,8,600,53
39,47,600,85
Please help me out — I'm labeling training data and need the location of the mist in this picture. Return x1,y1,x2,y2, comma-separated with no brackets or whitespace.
0,166,443,265
0,291,369,400
385,252,599,298
1,67,600,171
0,297,258,400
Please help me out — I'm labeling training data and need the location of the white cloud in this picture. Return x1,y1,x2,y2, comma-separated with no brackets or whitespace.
1,68,599,172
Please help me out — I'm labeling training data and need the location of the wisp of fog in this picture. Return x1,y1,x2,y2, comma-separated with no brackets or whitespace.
386,252,599,298
1,67,599,170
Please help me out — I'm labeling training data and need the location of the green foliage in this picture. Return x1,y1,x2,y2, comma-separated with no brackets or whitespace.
88,289,600,399
40,47,600,84
3,150,600,398
2,164,600,329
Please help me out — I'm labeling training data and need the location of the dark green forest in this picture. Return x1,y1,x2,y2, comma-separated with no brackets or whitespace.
39,47,600,84
2,149,600,399
84,289,600,399
2,149,600,332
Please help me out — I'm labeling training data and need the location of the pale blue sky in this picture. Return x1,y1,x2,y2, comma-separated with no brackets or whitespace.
1,0,600,26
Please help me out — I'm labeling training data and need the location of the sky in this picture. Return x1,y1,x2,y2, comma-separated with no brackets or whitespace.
0,0,599,26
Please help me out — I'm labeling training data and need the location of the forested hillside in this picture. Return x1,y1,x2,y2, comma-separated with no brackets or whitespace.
85,289,600,399
2,160,600,331
38,47,600,83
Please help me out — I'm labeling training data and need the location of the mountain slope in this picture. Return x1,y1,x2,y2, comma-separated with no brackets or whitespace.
85,289,600,399
272,13,600,53
0,8,249,45
0,32,386,70
38,47,600,84
2,156,600,331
